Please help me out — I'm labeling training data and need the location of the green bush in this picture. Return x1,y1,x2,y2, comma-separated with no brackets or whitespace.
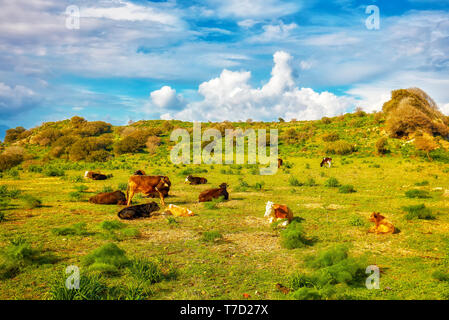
69,191,83,202
324,141,356,155
21,195,42,209
44,166,65,177
100,221,126,231
348,216,366,227
280,220,310,249
325,177,340,188
402,204,436,220
50,273,108,300
339,185,356,194
0,212,5,223
128,259,163,284
114,136,144,155
201,231,223,243
0,237,55,279
433,271,449,282
304,178,317,187
82,243,130,276
405,189,431,199
288,176,303,187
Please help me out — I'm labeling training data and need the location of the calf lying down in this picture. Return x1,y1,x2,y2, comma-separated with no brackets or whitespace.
163,204,195,217
117,202,160,220
368,212,395,234
264,201,294,227
89,191,127,205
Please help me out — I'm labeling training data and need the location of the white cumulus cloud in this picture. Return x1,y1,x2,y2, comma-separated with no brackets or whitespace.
150,85,184,110
169,51,354,122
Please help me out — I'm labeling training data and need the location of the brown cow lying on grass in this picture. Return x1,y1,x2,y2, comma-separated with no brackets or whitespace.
126,175,171,206
185,175,207,185
368,212,395,234
264,201,293,226
118,202,160,220
85,171,108,180
199,183,229,202
89,191,127,205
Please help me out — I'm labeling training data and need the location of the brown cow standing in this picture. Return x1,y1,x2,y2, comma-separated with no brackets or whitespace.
199,183,229,202
126,175,171,206
89,191,127,205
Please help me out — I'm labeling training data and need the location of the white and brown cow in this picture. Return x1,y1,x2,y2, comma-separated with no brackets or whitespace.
320,157,332,168
264,201,293,227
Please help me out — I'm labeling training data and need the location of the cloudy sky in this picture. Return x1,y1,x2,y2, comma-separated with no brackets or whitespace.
1,0,449,131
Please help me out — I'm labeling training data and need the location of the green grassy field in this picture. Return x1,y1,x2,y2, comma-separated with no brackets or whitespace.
1,153,449,300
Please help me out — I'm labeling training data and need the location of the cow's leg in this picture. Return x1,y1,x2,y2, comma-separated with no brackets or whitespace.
127,189,135,206
155,187,166,206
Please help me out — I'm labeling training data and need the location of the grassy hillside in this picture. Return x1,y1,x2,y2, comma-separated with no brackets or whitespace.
1,89,449,300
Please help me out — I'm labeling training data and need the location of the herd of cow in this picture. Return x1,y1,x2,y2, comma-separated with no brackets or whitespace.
84,168,230,221
83,156,395,233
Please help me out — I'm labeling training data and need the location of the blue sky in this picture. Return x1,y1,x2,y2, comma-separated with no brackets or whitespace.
0,0,449,132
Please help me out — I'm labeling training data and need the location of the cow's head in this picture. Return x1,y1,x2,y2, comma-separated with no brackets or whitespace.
369,212,384,223
161,176,171,188
264,201,275,218
84,171,89,177
185,175,192,183
219,183,228,189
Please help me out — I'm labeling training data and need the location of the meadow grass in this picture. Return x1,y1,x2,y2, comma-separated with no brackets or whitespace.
0,154,449,299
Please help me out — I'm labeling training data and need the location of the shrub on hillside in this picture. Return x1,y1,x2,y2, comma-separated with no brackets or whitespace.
114,136,144,155
69,136,113,162
322,132,340,142
383,88,449,138
146,136,162,155
321,117,332,124
375,137,390,155
414,134,439,160
76,121,112,137
324,141,355,155
21,195,42,209
0,153,23,172
4,127,27,143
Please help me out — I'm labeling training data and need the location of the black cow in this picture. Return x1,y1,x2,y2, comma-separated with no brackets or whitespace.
117,202,160,220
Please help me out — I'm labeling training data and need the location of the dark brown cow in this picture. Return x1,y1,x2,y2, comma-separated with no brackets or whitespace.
89,191,126,205
126,175,171,206
199,183,229,202
320,157,332,168
185,175,208,185
133,170,146,176
84,171,108,180
278,158,283,168
118,202,160,220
